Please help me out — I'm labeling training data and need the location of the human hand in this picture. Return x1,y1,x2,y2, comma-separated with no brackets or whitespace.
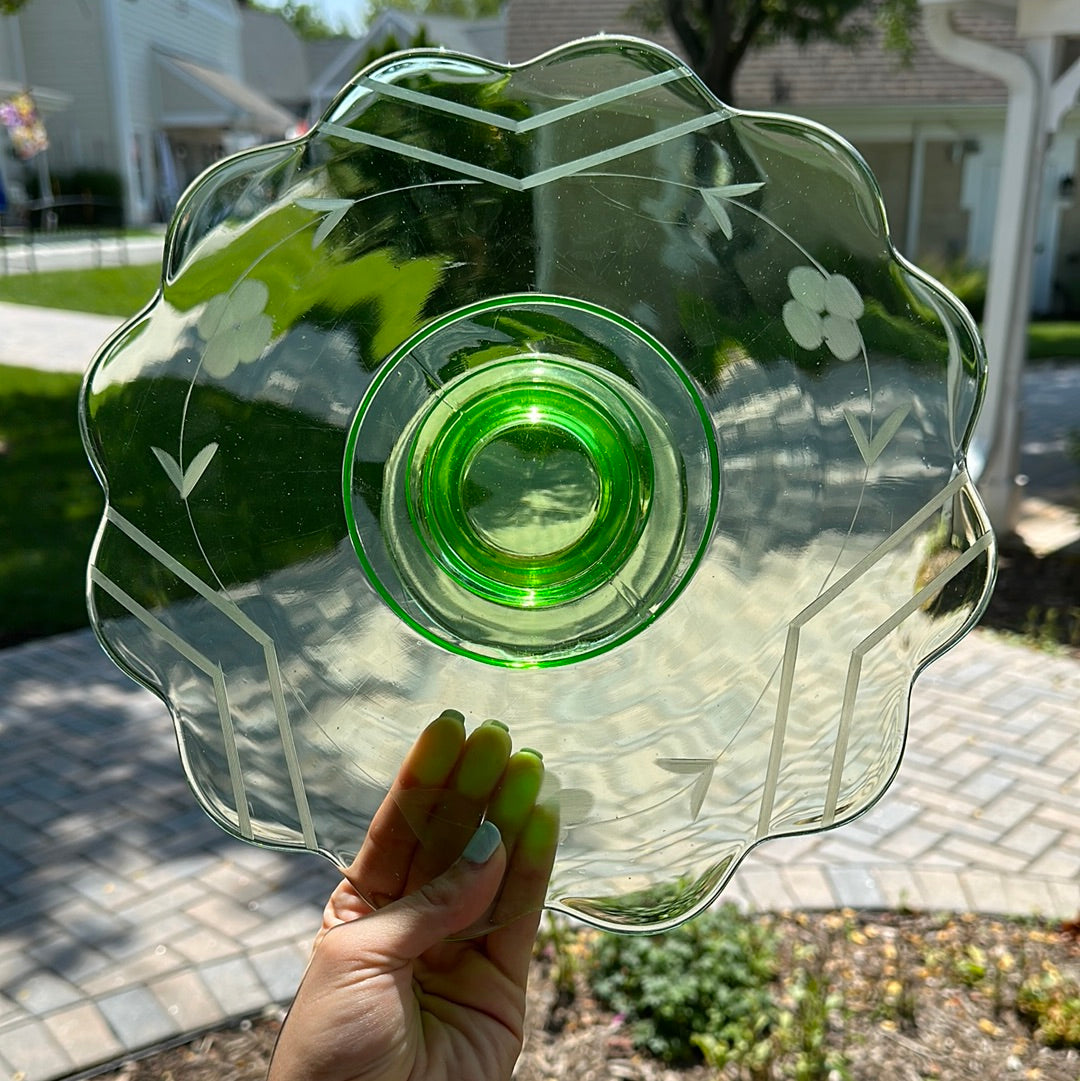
268,710,558,1081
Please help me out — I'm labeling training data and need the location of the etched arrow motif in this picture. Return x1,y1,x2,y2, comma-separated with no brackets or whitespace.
844,404,910,467
656,757,718,821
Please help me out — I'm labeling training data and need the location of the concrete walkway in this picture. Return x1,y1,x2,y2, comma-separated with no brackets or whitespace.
0,235,165,278
0,630,1077,1081
0,287,1078,1079
0,233,163,375
0,302,126,375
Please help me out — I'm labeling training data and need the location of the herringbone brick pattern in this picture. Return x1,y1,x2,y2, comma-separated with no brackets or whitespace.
0,629,1076,1080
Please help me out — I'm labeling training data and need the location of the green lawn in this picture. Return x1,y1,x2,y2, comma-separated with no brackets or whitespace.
0,365,102,645
1027,321,1080,361
0,263,161,317
0,263,1077,360
0,261,1076,648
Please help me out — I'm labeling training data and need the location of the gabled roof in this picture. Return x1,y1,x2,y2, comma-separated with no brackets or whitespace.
736,7,1013,108
308,9,508,118
505,0,1024,108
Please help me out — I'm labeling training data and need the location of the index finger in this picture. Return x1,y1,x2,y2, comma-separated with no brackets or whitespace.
342,709,466,907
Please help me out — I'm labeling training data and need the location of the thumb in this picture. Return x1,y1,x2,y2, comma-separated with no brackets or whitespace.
353,821,506,959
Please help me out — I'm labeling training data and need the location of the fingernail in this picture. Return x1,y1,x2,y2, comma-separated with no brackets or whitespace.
521,747,543,761
461,820,501,864
480,718,508,732
440,709,465,724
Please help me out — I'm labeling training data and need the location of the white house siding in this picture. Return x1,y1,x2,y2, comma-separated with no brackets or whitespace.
11,0,252,224
113,0,243,221
1053,138,1080,314
15,4,113,178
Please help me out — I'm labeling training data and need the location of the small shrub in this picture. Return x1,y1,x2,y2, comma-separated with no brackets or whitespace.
781,942,850,1081
589,903,779,1066
1017,965,1080,1048
921,257,988,323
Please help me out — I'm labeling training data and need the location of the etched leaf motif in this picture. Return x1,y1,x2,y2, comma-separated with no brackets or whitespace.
822,311,862,361
844,405,910,466
180,442,219,498
151,446,183,492
788,266,826,311
785,267,865,360
824,273,865,320
197,280,273,379
782,298,824,350
701,182,764,240
152,443,218,499
868,404,911,462
296,197,355,248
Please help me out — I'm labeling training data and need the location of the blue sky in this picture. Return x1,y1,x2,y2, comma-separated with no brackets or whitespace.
256,0,373,37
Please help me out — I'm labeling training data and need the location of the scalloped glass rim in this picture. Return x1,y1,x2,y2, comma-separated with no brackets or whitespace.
81,34,996,933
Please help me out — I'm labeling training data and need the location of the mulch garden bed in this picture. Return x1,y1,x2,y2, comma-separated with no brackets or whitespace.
92,909,1080,1081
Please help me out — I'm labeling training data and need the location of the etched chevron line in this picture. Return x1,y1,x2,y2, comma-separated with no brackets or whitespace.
356,67,693,133
756,471,982,838
104,508,317,849
90,565,252,840
322,112,726,191
821,528,993,826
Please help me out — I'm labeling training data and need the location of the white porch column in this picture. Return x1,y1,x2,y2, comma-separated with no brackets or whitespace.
904,125,927,258
921,0,1080,537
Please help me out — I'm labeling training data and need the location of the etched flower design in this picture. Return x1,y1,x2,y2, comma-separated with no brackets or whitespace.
782,266,865,361
197,278,273,378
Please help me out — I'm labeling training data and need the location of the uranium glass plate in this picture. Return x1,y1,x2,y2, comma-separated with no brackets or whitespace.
81,36,996,932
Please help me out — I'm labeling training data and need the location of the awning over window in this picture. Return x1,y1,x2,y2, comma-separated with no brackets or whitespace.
156,54,296,137
0,81,70,112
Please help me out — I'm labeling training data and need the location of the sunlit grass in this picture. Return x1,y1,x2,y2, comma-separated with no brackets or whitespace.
1027,321,1080,361
0,263,160,317
0,364,100,645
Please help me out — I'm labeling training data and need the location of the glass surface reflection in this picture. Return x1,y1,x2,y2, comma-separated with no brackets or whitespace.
81,36,995,932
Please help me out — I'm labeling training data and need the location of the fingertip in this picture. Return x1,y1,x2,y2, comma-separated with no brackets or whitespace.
488,749,545,838
456,721,512,799
518,801,560,868
407,710,467,786
462,819,502,865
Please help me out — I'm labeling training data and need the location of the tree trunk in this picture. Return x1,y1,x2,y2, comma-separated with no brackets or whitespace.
698,49,737,104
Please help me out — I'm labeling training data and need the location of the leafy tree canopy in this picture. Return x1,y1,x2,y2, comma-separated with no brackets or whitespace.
246,1,340,39
367,0,502,17
632,0,918,104
0,0,33,13
355,25,436,74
